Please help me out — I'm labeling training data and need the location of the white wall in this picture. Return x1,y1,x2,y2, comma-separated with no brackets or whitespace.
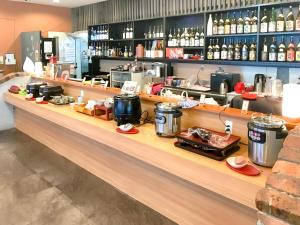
0,76,31,131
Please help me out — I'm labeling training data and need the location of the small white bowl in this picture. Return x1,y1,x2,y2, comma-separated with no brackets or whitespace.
35,97,44,103
26,93,33,99
119,123,134,132
226,156,247,169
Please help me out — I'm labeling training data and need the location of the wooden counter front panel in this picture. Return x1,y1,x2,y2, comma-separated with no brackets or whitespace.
15,109,256,225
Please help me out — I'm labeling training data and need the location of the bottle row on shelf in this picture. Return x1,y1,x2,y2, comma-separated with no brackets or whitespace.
261,36,300,62
167,26,205,47
90,25,109,41
206,38,257,61
144,25,164,39
122,23,134,39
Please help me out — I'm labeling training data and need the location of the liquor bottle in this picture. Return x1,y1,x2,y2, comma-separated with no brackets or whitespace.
213,15,218,35
185,28,190,47
176,28,181,46
214,38,220,60
278,37,286,62
180,28,186,46
159,25,164,38
218,13,225,35
237,11,244,34
244,10,251,33
200,26,205,47
158,42,164,58
155,25,160,38
90,27,94,41
227,39,234,60
230,12,237,34
207,14,213,36
126,24,130,39
286,6,295,32
195,27,200,47
277,7,285,32
234,39,241,60
152,25,156,38
249,38,256,61
168,29,173,47
261,37,268,61
97,27,100,40
269,37,277,62
207,39,214,60
251,10,258,33
287,36,295,62
124,46,128,58
296,37,300,61
144,42,148,58
296,5,300,31
224,12,231,34
260,8,269,33
242,38,249,61
148,26,152,39
189,28,195,47
129,23,133,39
269,7,277,32
172,29,177,46
221,39,228,60
129,46,133,57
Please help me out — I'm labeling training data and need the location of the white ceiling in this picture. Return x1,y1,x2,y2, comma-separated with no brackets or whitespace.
10,0,107,8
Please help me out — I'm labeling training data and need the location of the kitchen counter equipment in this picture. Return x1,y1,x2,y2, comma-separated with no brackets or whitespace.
248,115,288,167
39,85,64,101
155,102,182,137
26,82,47,98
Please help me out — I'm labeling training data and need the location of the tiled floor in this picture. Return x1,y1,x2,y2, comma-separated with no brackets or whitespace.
0,129,176,225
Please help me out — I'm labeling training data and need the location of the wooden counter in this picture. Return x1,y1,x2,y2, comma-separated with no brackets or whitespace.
4,92,271,225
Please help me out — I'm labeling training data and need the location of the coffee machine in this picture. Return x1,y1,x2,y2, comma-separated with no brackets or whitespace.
254,74,266,93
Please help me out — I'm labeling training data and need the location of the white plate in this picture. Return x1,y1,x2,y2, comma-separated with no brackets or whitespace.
119,124,134,132
226,157,247,169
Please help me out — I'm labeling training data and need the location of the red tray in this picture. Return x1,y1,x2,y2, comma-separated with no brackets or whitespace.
116,128,139,134
25,98,36,101
36,101,48,104
226,162,261,176
242,93,258,100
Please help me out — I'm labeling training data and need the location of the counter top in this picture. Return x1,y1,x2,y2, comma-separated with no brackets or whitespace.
4,92,271,210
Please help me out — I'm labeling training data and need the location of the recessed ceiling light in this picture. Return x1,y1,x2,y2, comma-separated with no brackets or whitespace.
53,0,60,3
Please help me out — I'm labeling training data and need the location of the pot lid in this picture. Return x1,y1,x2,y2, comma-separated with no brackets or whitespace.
250,115,285,129
156,102,180,111
115,94,138,99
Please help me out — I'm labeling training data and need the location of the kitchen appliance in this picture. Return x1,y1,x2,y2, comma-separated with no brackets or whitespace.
113,94,142,126
39,85,64,101
254,74,266,93
26,82,47,98
248,115,288,167
146,62,167,78
219,79,229,95
154,102,182,137
210,72,240,93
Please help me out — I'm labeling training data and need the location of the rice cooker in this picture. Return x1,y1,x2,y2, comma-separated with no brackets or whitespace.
248,115,288,167
155,102,182,137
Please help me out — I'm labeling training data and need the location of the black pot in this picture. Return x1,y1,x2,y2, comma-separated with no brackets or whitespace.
39,85,64,101
26,82,47,98
113,94,142,126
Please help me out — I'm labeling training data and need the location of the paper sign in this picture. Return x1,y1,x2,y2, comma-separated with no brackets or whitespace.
200,94,206,104
242,100,250,111
121,81,138,94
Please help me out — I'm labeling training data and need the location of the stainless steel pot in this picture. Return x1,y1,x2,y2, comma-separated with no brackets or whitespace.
155,102,182,137
248,115,288,167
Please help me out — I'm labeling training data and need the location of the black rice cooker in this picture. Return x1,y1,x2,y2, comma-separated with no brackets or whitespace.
39,85,64,101
113,94,142,126
26,82,47,98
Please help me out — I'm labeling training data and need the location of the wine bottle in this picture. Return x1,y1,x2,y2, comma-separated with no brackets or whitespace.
148,26,152,39
126,24,130,39
207,39,214,60
207,14,213,36
269,37,277,62
287,36,295,62
176,28,181,46
129,46,133,57
276,7,285,32
213,15,218,35
249,38,256,61
168,29,173,47
159,25,164,38
244,10,251,34
261,37,268,61
214,38,220,60
278,36,286,62
286,6,295,32
296,37,300,61
221,39,228,60
296,5,300,31
237,11,244,34
185,28,190,47
269,7,277,32
200,26,205,47
251,10,258,33
180,28,186,47
152,25,156,38
189,28,195,47
155,25,160,38
260,8,269,33
218,13,225,35
242,38,249,61
172,29,177,47
158,42,164,58
227,39,234,61
195,27,200,47
124,45,129,58
225,12,231,34
230,12,237,34
234,39,241,60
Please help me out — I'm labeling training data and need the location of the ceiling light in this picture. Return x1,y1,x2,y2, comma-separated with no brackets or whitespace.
53,0,60,3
